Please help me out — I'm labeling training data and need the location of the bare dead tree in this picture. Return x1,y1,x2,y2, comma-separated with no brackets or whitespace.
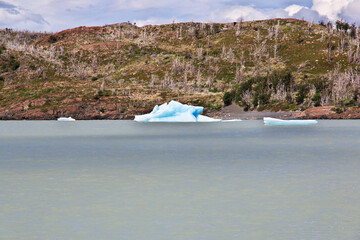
100,79,105,91
172,58,185,75
327,37,333,62
320,31,325,42
92,56,98,74
196,69,202,89
183,71,188,91
221,45,226,59
185,61,196,76
197,47,203,60
188,25,196,38
227,48,235,63
150,74,158,88
274,21,280,59
236,18,242,37
305,21,313,34
206,75,214,89
214,65,220,75
252,40,268,72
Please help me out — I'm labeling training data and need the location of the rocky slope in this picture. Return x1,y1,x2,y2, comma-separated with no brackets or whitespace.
0,19,360,119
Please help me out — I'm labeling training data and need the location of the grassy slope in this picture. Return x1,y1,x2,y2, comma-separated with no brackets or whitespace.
0,19,359,118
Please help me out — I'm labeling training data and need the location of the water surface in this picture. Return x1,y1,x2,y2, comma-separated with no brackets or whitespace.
1,120,360,240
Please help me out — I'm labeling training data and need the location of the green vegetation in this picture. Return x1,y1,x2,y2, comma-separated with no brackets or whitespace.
0,45,5,55
9,55,20,71
223,92,233,106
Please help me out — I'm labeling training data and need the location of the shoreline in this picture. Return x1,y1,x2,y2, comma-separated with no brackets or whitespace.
206,104,360,120
1,106,360,120
206,103,297,120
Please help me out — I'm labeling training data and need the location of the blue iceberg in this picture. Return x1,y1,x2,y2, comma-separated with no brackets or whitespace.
135,101,227,122
264,117,317,126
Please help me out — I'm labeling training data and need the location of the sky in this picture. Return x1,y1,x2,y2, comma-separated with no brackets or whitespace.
0,0,359,32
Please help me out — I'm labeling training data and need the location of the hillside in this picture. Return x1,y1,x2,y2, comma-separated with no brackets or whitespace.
0,18,360,119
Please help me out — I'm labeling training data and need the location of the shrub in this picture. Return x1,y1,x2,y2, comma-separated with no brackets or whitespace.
10,62,20,71
332,107,344,114
223,91,233,106
296,84,309,105
285,94,293,103
319,20,326,26
311,93,321,107
345,99,355,107
0,45,5,55
252,93,270,106
312,78,327,93
269,70,293,92
353,89,359,103
49,35,58,43
9,55,20,71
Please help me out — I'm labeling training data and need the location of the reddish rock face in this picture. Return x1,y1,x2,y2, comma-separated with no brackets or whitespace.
47,110,54,115
24,109,46,120
31,99,47,107
67,104,80,114
300,106,360,119
23,100,30,111
34,26,104,47
80,41,127,51
12,106,23,112
61,98,74,104
105,104,117,111
304,106,335,119
291,112,306,118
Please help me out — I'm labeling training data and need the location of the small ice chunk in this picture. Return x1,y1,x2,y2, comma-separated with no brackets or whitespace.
135,101,228,122
221,119,243,122
264,117,317,126
57,117,76,121
197,115,222,122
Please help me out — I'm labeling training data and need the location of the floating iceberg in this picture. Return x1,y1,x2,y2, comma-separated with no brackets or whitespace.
57,117,76,122
264,117,317,126
134,101,238,122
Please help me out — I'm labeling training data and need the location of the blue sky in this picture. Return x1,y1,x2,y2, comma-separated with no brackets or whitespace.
0,0,359,32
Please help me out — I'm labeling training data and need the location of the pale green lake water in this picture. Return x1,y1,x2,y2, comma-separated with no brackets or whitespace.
0,120,360,240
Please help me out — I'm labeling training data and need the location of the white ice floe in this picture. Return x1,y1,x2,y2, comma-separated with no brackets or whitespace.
264,117,317,126
221,119,243,122
57,117,76,122
134,101,240,122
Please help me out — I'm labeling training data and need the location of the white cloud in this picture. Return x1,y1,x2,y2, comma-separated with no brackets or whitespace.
311,0,354,21
135,17,175,26
1,0,360,32
114,0,231,11
0,1,47,30
2,0,100,31
115,0,172,10
339,1,360,23
285,4,306,16
214,5,269,22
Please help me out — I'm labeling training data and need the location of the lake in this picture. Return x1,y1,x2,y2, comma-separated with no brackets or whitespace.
0,120,360,240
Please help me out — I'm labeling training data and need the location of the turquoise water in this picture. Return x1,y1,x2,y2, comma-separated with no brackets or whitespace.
0,120,360,240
